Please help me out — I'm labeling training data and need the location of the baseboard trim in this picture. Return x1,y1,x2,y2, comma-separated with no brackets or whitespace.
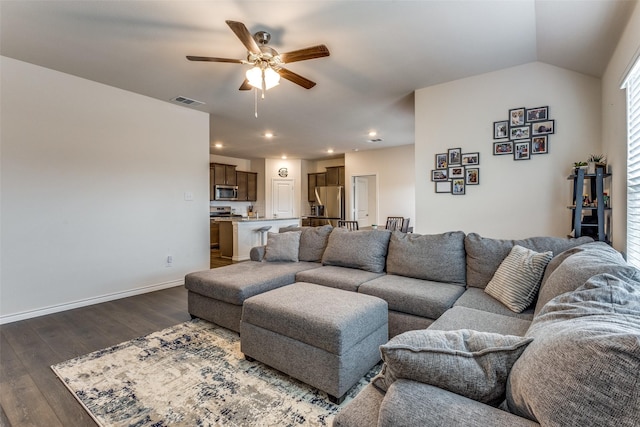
0,279,185,325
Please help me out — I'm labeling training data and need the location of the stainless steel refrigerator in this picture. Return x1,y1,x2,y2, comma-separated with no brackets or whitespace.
315,186,345,226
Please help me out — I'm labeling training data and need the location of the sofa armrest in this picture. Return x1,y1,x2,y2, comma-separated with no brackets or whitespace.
250,245,265,261
378,380,540,427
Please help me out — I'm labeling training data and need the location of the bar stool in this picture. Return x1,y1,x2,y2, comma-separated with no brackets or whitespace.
255,225,272,246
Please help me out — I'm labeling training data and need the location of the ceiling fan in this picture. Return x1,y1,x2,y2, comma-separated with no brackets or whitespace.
187,20,330,92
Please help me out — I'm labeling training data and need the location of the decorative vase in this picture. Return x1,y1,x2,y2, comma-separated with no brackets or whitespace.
587,162,597,174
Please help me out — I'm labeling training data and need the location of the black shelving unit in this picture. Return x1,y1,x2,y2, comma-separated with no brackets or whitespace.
568,168,611,243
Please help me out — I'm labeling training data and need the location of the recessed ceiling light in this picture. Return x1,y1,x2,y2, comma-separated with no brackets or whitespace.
214,142,223,148
281,155,287,159
264,132,274,138
327,149,334,154
368,130,377,137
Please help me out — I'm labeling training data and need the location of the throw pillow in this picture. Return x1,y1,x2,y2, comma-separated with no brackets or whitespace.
372,329,532,405
263,231,301,262
506,273,640,426
485,245,553,313
276,225,333,262
321,228,391,273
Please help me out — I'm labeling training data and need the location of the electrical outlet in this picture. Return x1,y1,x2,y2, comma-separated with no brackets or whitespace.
166,255,173,267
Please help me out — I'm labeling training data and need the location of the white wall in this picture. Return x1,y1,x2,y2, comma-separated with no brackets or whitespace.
602,2,640,254
345,145,415,226
415,62,601,239
0,57,210,323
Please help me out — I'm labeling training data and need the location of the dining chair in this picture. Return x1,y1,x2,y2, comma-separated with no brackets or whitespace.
337,220,359,231
385,216,405,232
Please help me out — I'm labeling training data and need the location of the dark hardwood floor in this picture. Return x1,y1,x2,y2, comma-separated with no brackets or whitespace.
0,250,233,427
0,286,194,427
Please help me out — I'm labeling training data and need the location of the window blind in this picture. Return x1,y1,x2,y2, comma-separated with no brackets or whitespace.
625,58,640,269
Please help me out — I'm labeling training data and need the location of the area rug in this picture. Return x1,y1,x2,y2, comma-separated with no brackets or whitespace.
51,319,380,426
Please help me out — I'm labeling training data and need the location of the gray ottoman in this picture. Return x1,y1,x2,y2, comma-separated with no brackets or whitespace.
240,282,388,403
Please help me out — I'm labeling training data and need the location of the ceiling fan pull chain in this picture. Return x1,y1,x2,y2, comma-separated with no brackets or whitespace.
254,87,258,118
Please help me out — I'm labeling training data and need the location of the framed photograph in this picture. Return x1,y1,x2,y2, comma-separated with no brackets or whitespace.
462,152,480,165
431,169,448,181
448,166,464,179
531,136,548,154
509,107,525,126
435,153,448,169
448,148,462,166
435,181,452,194
493,141,513,155
452,179,465,195
493,120,508,139
531,120,555,135
465,168,479,185
514,140,531,160
510,125,530,140
526,106,548,122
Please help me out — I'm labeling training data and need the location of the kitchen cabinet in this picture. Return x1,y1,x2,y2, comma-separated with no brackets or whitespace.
210,220,220,248
568,168,611,243
212,163,237,186
307,172,327,202
236,171,258,201
209,164,215,200
326,166,345,186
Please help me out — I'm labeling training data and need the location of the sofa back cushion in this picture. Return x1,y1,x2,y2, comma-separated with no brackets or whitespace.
464,233,593,289
505,273,640,426
321,228,392,273
279,225,333,262
386,231,466,284
534,242,639,316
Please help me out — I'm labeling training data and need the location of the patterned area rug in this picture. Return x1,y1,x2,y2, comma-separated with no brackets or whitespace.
51,319,380,426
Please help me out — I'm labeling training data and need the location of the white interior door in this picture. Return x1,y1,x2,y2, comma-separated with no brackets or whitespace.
272,179,294,218
354,176,370,227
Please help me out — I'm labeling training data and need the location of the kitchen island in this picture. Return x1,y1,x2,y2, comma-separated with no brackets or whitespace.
215,217,301,262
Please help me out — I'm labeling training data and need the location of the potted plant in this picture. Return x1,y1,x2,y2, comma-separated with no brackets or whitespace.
587,154,606,174
573,161,587,175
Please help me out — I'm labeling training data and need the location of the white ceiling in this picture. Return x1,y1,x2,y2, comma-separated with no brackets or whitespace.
1,0,635,160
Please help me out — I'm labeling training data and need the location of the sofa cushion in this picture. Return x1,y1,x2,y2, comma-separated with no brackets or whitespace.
279,225,333,262
295,265,383,292
184,261,321,305
453,288,534,320
386,231,466,284
485,245,553,313
429,306,532,336
358,274,465,320
321,228,392,273
464,233,592,289
506,273,640,426
264,230,301,262
534,241,639,316
373,329,532,405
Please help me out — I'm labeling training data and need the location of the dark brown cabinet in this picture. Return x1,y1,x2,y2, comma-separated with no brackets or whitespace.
236,171,257,201
210,220,220,248
326,166,345,186
212,163,237,186
308,166,344,202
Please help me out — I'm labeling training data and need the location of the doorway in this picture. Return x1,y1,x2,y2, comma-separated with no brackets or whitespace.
352,174,378,228
271,179,295,218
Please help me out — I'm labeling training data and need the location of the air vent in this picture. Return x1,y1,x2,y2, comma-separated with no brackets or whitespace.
171,96,205,107
367,138,384,143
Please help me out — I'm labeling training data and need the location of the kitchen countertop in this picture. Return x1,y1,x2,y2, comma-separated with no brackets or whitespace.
213,217,300,222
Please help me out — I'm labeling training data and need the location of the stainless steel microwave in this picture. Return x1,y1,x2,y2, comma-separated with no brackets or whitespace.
214,184,238,201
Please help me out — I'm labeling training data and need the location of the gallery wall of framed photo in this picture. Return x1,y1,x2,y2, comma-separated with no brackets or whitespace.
493,105,554,160
431,148,479,195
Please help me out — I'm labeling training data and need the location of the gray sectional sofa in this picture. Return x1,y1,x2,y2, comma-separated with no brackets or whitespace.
184,225,640,426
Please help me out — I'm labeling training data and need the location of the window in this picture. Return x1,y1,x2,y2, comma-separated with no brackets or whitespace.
624,58,640,268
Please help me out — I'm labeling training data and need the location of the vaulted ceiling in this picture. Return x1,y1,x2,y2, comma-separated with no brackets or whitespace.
1,1,635,160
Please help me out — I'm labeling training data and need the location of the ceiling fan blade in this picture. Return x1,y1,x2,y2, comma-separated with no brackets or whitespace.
277,67,316,89
279,45,330,64
239,79,252,90
226,20,261,54
187,55,243,64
